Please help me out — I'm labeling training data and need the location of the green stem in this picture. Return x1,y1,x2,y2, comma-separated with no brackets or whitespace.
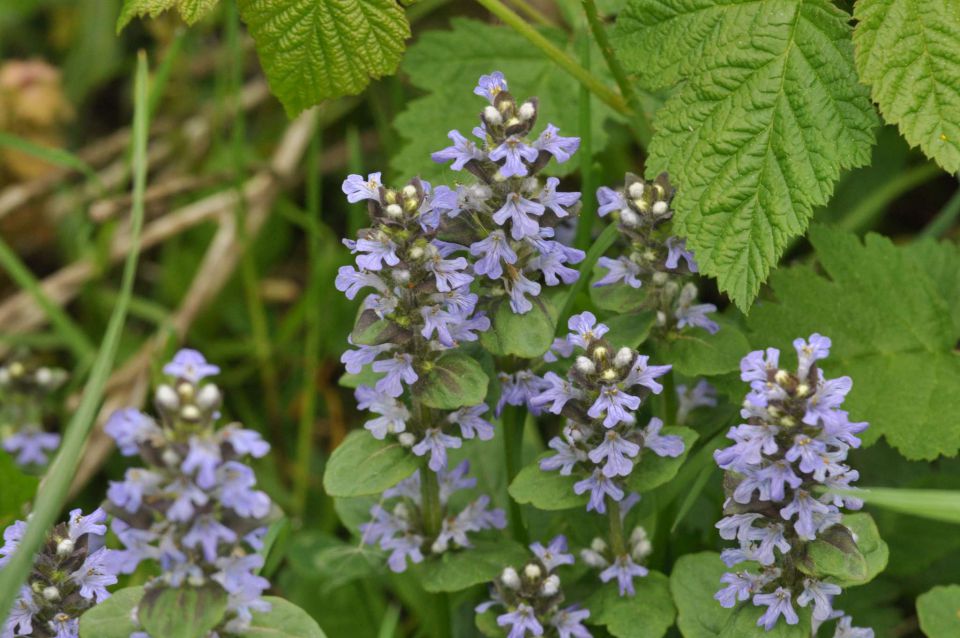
607,498,627,556
503,405,529,543
920,175,960,239
657,369,676,424
508,0,555,26
476,0,630,117
574,29,597,252
838,162,942,233
580,0,653,145
557,223,620,330
420,462,443,538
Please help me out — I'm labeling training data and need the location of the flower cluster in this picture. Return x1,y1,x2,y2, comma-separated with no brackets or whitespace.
713,334,868,630
594,173,717,334
0,353,66,467
1,508,117,638
477,535,590,638
431,71,585,314
360,461,505,572
534,312,682,595
103,349,273,635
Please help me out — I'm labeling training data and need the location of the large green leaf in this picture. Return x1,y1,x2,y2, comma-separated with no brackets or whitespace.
917,585,960,638
415,352,489,410
117,0,217,30
139,584,228,638
584,572,675,638
853,0,960,173
509,454,588,511
0,452,36,527
656,317,750,377
79,587,144,638
613,0,877,310
626,426,698,493
745,226,960,460
323,430,419,497
237,0,410,116
415,540,530,593
480,297,558,359
246,597,327,637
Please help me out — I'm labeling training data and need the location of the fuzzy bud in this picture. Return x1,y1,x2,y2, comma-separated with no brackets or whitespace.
431,537,449,554
398,432,416,447
541,574,560,596
408,246,425,260
614,347,634,368
155,384,179,410
652,272,669,286
575,356,596,375
56,538,74,556
483,105,503,126
619,209,639,228
590,537,607,553
652,200,668,216
501,566,521,589
161,447,181,466
627,182,645,199
401,185,417,199
523,563,542,581
774,369,791,385
180,405,201,422
385,204,403,218
392,269,411,284
35,367,52,386
518,101,536,121
42,586,60,601
195,384,221,410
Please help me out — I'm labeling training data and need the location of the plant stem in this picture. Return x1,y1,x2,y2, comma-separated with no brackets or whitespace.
503,405,529,543
580,0,653,145
658,369,677,424
557,223,620,330
574,30,597,252
420,461,443,538
508,0,555,26
920,175,960,239
476,0,630,118
607,498,626,556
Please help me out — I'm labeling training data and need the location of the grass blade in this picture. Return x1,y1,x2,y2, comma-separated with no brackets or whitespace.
0,131,100,186
0,50,151,625
834,486,960,525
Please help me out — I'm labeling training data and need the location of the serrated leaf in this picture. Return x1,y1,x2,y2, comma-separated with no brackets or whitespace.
584,572,675,638
480,296,557,359
117,0,218,30
745,226,960,460
393,18,622,182
853,0,960,173
323,430,419,497
246,597,327,637
237,0,410,116
415,352,489,410
79,587,144,638
917,585,960,638
139,583,228,638
613,0,877,310
415,540,529,593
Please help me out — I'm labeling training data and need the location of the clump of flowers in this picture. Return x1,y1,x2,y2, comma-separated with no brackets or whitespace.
533,312,682,595
0,508,117,638
0,353,66,467
580,513,655,597
477,535,591,637
431,71,585,315
337,172,492,471
593,173,717,334
360,461,505,572
103,349,273,635
713,334,868,630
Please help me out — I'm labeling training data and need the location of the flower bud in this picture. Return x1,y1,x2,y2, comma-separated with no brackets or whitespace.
483,105,503,126
501,566,521,589
590,537,607,553
196,384,221,410
774,369,791,385
398,432,416,447
155,384,179,410
56,538,74,556
180,404,201,422
541,574,560,596
575,356,596,375
42,586,60,601
188,572,206,587
392,269,411,284
385,203,403,218
652,272,669,286
614,347,634,368
601,368,617,382
518,101,536,121
652,200,668,216
35,367,52,386
795,383,811,398
401,184,417,199
523,563,542,581
627,182,645,199
431,537,449,554
408,246,425,260
580,549,607,568
619,209,639,227
161,448,181,467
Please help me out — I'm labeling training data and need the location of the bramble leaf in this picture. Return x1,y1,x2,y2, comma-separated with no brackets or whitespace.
853,0,960,173
613,0,877,310
584,573,675,638
237,0,410,116
323,430,419,497
745,226,960,460
917,585,960,638
117,0,217,31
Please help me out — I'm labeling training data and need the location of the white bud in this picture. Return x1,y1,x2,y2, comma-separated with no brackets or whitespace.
8,362,24,378
56,538,74,556
522,177,539,193
795,383,811,398
630,526,648,544
392,269,411,284
501,567,521,589
580,549,608,568
483,105,503,126
575,356,596,375
393,503,410,519
35,367,53,386
385,203,403,218
196,384,221,410
652,200,669,216
652,272,669,286
614,347,634,368
161,447,181,466
431,537,449,554
402,184,417,199
398,432,416,447
656,310,667,326
774,369,791,385
523,563,542,581
188,572,206,587
156,384,179,410
180,405,201,421
619,209,640,227
408,246,425,260
541,574,560,596
593,345,608,361
632,539,652,561
42,586,60,601
518,101,536,121
627,182,645,199
601,368,617,382
590,537,607,553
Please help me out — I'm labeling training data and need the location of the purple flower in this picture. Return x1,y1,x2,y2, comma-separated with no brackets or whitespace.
163,349,220,382
755,460,804,502
426,252,473,292
493,192,545,240
489,137,539,178
676,301,719,334
599,555,648,596
183,515,238,563
447,405,494,440
753,587,799,630
506,272,542,314
166,477,210,521
588,385,641,428
372,353,419,398
642,417,684,457
470,230,518,279
803,377,853,426
597,186,625,216
341,339,394,374
530,535,575,571
2,429,60,466
715,571,761,608
835,616,874,638
384,534,425,572
356,386,409,439
543,337,575,363
528,247,580,286
431,130,485,170
70,548,117,603
594,256,643,288
740,347,779,387
218,461,271,518
751,523,791,566
0,520,26,567
795,333,832,379
222,425,270,458
341,172,382,203
498,603,543,638
573,469,624,513
779,490,832,540
623,355,672,393
412,428,462,471
350,235,400,271
107,468,163,513
335,265,387,300
181,435,222,489
104,408,159,456
715,513,763,542
67,508,108,542
531,372,582,414
551,607,591,638
664,237,698,271
567,312,608,349
539,177,580,217
474,71,508,102
5,587,38,636
533,124,580,163
497,371,549,415
797,578,841,621
540,436,586,475
421,305,459,347
589,430,640,477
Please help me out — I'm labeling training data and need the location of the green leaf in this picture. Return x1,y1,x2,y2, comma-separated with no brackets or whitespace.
626,426,698,493
917,585,960,638
656,317,750,377
670,552,812,638
415,352,489,410
246,597,327,637
0,452,37,528
584,572,675,638
393,18,621,182
237,0,410,116
589,264,647,313
745,226,960,460
79,587,144,638
117,0,218,30
603,311,657,349
613,0,877,310
480,297,558,359
509,454,588,511
323,430,419,497
841,512,889,586
351,308,409,347
800,524,868,585
139,583,228,638
853,0,960,173
415,540,530,593
475,609,502,637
